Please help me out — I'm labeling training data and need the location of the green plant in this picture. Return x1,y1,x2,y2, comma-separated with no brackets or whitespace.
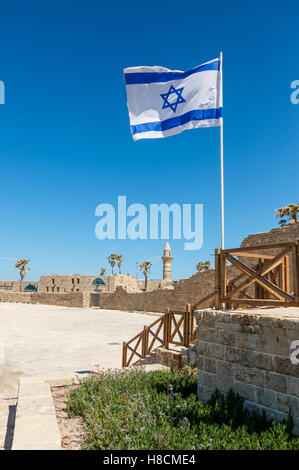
14,259,30,281
139,261,152,291
107,254,118,275
66,368,298,450
116,255,125,274
196,261,211,272
275,204,299,227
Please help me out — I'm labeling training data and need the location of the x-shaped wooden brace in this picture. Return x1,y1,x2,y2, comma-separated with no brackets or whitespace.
223,247,294,302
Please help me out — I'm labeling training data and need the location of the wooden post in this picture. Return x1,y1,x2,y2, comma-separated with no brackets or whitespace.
285,255,290,294
142,326,148,358
256,258,263,299
122,342,127,367
215,248,221,309
280,259,285,293
183,304,191,347
190,307,195,339
220,253,226,309
163,309,171,349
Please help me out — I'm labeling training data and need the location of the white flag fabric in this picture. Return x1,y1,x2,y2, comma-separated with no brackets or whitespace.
124,57,222,141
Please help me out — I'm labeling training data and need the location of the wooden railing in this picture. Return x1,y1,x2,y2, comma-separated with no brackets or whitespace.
215,242,299,309
122,242,299,367
122,304,196,367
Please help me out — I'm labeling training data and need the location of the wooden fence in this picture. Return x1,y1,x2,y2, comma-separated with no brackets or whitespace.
215,242,299,309
122,304,196,367
122,242,299,367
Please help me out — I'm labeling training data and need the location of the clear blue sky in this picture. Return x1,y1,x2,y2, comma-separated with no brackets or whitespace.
0,0,298,282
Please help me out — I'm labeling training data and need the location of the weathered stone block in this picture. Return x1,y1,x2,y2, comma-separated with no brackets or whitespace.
198,327,219,343
195,341,210,356
197,354,204,370
215,321,241,332
276,392,298,415
209,343,227,360
288,328,299,342
198,370,216,390
204,357,216,373
226,346,241,363
187,349,198,367
201,319,216,329
236,332,260,350
260,327,289,356
257,387,277,409
258,316,283,329
240,324,260,335
243,400,262,416
273,355,297,377
216,360,234,393
235,381,257,402
235,365,265,387
265,372,288,393
197,385,213,404
218,330,236,347
288,377,299,397
253,352,274,371
240,350,254,368
282,319,299,330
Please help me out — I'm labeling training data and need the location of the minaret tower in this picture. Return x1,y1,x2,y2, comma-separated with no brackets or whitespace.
162,242,173,281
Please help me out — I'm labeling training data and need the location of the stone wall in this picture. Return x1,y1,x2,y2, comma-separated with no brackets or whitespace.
241,224,299,247
189,308,299,435
100,269,238,312
0,291,90,308
38,273,160,294
241,224,299,292
0,281,39,292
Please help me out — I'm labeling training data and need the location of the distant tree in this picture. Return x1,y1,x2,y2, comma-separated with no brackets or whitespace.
15,259,30,291
107,254,118,275
100,267,106,276
139,261,152,291
275,204,299,227
15,259,30,281
196,260,211,272
116,255,125,274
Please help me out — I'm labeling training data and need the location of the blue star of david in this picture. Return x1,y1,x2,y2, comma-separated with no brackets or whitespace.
160,84,186,113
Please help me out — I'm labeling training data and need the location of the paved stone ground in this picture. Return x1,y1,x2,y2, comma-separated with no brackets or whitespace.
0,302,159,449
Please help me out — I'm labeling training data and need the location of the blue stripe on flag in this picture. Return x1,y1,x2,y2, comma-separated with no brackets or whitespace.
131,107,223,135
125,60,219,85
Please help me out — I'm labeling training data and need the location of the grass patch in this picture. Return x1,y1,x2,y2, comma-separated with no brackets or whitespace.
66,367,299,450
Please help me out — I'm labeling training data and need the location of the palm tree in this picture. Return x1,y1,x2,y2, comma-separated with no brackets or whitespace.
275,204,299,227
100,267,106,276
196,260,211,272
139,261,152,291
116,255,125,274
15,259,30,291
107,254,117,275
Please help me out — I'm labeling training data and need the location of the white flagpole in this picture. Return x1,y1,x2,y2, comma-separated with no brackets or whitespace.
219,51,224,250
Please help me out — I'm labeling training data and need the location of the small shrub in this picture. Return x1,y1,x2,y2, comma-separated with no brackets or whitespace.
66,368,299,450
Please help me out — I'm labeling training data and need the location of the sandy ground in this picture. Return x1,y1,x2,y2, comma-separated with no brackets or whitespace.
0,302,159,449
52,386,85,450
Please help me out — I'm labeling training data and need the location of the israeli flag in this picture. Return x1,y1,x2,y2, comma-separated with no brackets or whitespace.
124,57,222,141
